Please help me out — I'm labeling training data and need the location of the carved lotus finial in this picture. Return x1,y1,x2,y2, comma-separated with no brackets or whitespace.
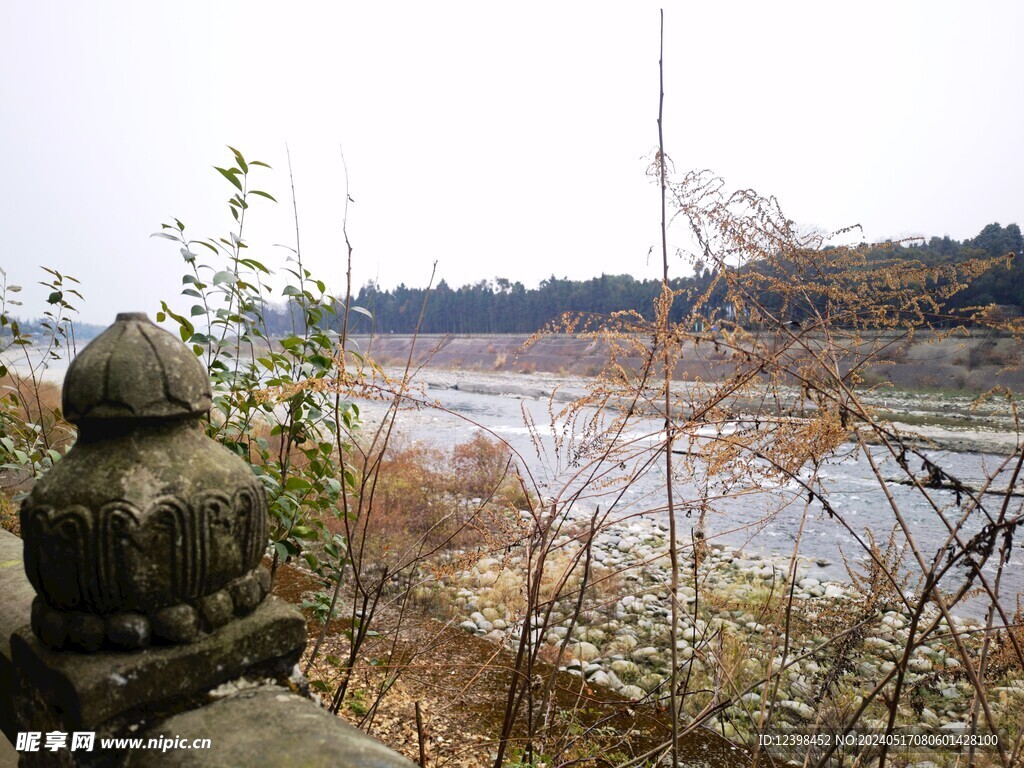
22,312,269,652
62,312,212,424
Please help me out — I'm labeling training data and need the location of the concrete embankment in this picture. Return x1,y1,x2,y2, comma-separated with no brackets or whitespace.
354,332,1024,395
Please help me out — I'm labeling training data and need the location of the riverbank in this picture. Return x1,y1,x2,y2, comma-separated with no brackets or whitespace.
359,331,1024,400
426,506,1021,765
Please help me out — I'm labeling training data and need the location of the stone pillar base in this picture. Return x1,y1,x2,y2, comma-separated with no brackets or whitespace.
11,596,305,767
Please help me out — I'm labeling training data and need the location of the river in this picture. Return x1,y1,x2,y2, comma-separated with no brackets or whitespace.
359,368,1024,619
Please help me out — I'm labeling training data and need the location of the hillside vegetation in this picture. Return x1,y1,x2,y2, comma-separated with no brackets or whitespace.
326,223,1023,335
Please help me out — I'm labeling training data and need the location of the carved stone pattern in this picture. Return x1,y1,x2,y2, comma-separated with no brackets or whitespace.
62,313,212,422
21,482,267,614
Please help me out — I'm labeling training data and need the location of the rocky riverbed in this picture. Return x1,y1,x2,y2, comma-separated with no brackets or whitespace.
420,508,1022,764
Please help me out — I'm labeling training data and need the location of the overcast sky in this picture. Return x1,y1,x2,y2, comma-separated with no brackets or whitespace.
2,1,1021,325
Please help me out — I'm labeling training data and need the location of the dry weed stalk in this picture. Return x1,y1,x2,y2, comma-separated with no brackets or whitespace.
495,147,1024,765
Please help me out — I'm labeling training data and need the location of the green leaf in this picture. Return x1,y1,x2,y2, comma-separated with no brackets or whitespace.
190,304,206,316
239,258,270,274
160,303,195,341
214,166,243,192
303,552,319,577
249,190,277,202
212,271,237,285
47,291,63,304
350,306,372,319
282,285,301,296
285,476,311,492
227,146,248,173
150,232,180,241
309,355,332,370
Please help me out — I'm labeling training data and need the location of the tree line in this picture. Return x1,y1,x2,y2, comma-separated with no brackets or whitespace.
11,223,1011,340
259,222,1024,336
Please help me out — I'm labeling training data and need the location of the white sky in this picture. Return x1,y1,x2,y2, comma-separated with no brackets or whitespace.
2,1,1022,325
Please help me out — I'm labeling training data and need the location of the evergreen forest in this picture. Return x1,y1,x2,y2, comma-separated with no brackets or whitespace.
260,222,1023,336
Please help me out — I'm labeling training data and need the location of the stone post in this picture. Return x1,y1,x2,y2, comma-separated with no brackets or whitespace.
8,313,412,767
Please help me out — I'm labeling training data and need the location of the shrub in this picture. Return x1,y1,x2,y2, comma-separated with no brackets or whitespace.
151,147,364,582
1,268,80,498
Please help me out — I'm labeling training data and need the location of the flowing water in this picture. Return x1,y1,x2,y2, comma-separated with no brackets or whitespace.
361,371,1024,619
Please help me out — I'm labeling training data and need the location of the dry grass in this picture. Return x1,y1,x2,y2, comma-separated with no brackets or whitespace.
0,493,19,536
0,374,73,499
325,433,531,579
0,374,64,426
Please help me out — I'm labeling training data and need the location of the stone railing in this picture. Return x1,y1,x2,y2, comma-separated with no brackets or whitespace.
1,313,412,767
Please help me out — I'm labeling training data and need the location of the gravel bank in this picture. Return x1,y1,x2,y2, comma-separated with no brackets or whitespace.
422,506,1021,761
